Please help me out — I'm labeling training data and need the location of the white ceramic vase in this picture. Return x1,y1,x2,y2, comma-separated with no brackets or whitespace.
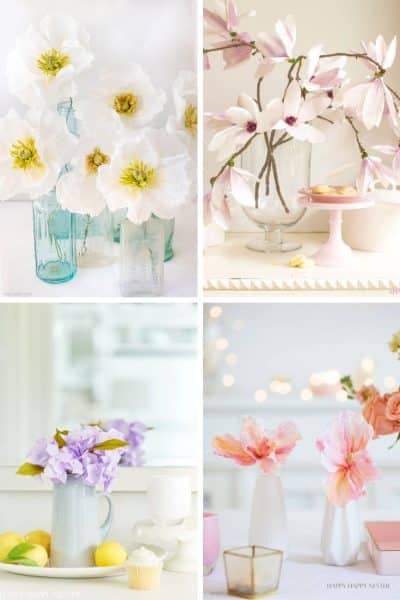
248,472,288,555
321,499,361,566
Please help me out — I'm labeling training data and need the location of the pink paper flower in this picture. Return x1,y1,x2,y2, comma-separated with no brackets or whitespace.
204,190,231,229
207,93,275,160
344,36,398,130
303,45,347,92
316,411,380,507
256,15,296,77
271,81,331,143
213,416,301,473
211,164,256,208
356,155,396,195
374,144,400,184
204,1,255,68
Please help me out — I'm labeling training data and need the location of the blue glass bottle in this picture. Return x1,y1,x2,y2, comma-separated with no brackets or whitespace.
32,187,77,284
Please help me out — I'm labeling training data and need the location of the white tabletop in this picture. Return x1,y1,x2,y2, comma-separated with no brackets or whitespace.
0,568,196,599
204,232,400,295
0,201,197,298
204,509,400,600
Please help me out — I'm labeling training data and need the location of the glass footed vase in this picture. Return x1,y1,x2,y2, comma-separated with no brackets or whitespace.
75,208,114,268
241,138,311,253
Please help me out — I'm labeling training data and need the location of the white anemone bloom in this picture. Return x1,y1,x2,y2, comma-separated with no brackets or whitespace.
0,108,77,202
75,65,166,134
167,70,197,151
57,132,116,217
97,129,190,224
6,15,94,107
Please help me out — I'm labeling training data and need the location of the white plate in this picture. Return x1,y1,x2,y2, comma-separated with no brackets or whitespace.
0,563,125,579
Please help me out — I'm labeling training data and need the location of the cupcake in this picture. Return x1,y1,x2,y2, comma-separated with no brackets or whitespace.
126,547,162,590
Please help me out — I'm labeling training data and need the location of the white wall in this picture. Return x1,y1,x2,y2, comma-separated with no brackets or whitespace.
204,0,400,231
204,303,400,512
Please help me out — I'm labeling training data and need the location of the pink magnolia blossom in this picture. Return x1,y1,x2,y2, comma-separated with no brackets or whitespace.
316,411,380,507
204,190,231,229
256,15,296,77
204,0,255,68
303,45,347,92
356,155,397,195
344,36,398,130
207,93,275,160
271,81,330,143
211,164,256,208
374,144,400,184
213,416,301,473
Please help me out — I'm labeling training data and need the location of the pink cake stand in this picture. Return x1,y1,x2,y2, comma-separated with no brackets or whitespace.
298,195,374,267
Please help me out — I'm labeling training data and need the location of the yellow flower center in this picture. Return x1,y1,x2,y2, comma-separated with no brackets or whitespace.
85,147,110,175
37,48,70,77
119,160,156,191
10,137,44,171
347,452,354,463
184,103,197,136
113,93,139,116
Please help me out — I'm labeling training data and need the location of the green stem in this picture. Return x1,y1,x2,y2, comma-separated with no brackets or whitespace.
210,133,259,186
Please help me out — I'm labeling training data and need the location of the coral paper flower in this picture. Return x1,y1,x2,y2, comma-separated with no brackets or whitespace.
204,0,255,68
271,82,330,143
256,15,296,77
0,108,76,202
6,15,94,107
362,393,400,436
96,129,190,225
213,416,301,473
316,411,380,507
75,65,166,133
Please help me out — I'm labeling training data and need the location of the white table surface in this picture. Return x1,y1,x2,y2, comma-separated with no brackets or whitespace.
204,509,400,600
0,568,196,599
0,201,197,298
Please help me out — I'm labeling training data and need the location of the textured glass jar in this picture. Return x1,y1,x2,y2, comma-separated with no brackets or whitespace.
33,188,77,284
119,217,165,297
75,208,114,268
113,210,174,261
224,546,283,599
241,138,311,253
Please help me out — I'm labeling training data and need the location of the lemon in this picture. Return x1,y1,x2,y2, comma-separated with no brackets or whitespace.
20,544,48,567
0,532,24,561
95,542,127,567
25,530,51,554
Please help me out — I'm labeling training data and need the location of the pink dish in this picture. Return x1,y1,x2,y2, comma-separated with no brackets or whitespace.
300,188,362,204
365,521,400,575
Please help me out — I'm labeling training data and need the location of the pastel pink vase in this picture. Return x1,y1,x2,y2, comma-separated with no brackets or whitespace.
203,512,220,575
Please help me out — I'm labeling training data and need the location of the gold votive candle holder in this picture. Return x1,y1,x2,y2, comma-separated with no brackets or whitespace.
223,545,283,598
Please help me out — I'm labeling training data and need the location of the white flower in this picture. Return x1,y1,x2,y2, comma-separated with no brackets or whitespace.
6,15,94,107
167,70,197,151
57,132,116,217
97,129,190,225
75,65,166,134
0,108,77,201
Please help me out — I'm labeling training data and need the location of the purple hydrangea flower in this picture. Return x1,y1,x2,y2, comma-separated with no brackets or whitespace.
24,426,127,492
103,419,146,467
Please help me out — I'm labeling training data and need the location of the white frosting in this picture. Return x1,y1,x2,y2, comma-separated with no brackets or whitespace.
128,546,160,567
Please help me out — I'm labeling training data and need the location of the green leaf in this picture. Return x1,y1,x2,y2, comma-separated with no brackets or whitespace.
389,432,400,450
16,463,44,476
54,429,68,448
92,439,130,451
6,543,35,560
4,557,39,567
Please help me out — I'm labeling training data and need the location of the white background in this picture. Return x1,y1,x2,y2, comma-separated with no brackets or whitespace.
204,0,400,232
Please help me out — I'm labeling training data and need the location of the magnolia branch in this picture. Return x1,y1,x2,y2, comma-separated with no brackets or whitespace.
346,116,368,158
209,133,258,186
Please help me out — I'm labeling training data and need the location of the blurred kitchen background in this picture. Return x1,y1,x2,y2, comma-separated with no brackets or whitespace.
204,303,400,513
0,303,198,466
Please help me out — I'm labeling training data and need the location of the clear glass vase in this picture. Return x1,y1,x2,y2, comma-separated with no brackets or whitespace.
32,188,77,284
75,208,114,268
113,210,174,261
119,217,165,297
241,137,311,252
